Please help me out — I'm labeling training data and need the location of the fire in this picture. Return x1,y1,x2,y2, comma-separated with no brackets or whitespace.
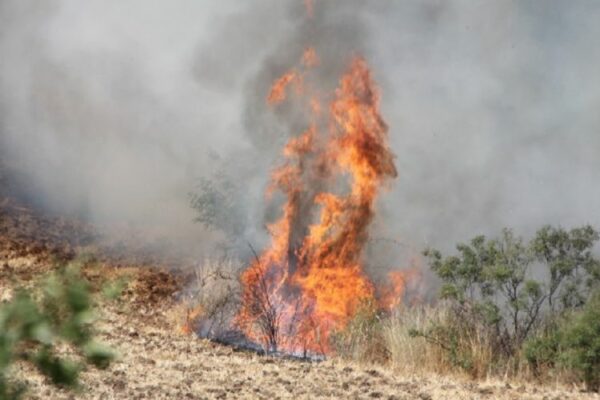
380,271,410,311
267,71,300,105
304,0,314,19
236,46,403,354
379,268,423,311
266,47,318,106
181,304,204,335
302,47,319,68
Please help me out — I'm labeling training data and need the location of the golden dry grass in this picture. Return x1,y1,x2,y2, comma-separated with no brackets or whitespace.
10,299,596,400
1,196,597,399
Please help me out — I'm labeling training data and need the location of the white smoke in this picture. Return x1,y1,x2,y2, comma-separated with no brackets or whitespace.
1,0,599,261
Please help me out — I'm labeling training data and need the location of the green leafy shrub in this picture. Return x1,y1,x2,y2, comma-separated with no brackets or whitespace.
421,225,600,379
523,323,562,376
0,262,119,399
561,291,600,392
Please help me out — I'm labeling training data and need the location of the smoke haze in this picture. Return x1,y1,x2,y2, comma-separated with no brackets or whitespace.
1,0,599,260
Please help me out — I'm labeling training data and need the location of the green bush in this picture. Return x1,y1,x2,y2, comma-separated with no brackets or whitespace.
421,225,600,381
523,324,562,376
561,291,600,392
0,262,120,399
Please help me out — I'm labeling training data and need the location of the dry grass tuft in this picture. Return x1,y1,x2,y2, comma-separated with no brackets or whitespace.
178,258,241,336
382,305,449,375
336,303,517,381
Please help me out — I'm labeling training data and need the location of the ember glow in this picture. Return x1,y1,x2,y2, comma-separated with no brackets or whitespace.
235,45,402,354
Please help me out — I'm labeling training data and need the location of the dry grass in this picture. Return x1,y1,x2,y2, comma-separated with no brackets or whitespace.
334,302,598,393
2,253,594,399
330,301,389,364
178,258,241,336
382,305,449,375
14,299,595,400
338,303,534,382
1,195,596,398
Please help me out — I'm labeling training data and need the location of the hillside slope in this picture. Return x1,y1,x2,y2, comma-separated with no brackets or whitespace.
0,188,597,399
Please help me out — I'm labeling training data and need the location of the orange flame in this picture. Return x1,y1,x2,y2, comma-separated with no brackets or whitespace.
267,71,300,105
304,0,314,19
238,46,403,354
180,305,204,335
379,269,423,311
267,48,318,106
302,47,319,68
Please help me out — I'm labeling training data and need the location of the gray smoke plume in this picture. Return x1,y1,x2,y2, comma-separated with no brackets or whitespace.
1,0,599,264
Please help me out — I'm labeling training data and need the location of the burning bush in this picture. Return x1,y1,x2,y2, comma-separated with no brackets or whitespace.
234,53,400,355
184,1,417,357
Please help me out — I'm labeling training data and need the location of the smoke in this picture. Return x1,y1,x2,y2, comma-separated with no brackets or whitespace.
1,0,599,261
371,0,600,252
0,0,241,256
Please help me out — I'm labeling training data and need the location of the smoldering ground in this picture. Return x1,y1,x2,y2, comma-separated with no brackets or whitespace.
0,0,599,265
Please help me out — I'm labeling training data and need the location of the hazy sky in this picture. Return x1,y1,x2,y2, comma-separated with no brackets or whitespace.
1,0,598,259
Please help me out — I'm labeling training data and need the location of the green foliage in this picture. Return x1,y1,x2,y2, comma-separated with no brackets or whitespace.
0,262,118,399
531,225,600,311
189,171,249,257
523,293,600,392
101,278,127,301
189,172,246,239
523,322,562,375
561,291,600,392
421,225,600,381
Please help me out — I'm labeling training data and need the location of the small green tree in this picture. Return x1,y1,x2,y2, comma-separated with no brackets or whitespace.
421,225,600,375
531,225,600,311
0,263,120,399
424,229,546,355
190,172,247,240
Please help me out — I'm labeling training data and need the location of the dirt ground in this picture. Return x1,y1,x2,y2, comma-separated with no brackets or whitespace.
1,186,599,399
14,301,598,400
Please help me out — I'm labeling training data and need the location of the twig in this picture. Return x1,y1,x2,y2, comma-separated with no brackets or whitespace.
247,241,261,264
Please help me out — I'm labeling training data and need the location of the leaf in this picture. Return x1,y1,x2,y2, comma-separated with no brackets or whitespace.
30,322,53,345
34,347,80,387
83,341,115,370
102,278,127,300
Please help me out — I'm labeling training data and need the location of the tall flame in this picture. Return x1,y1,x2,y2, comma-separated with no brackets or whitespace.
236,46,399,354
304,0,315,19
